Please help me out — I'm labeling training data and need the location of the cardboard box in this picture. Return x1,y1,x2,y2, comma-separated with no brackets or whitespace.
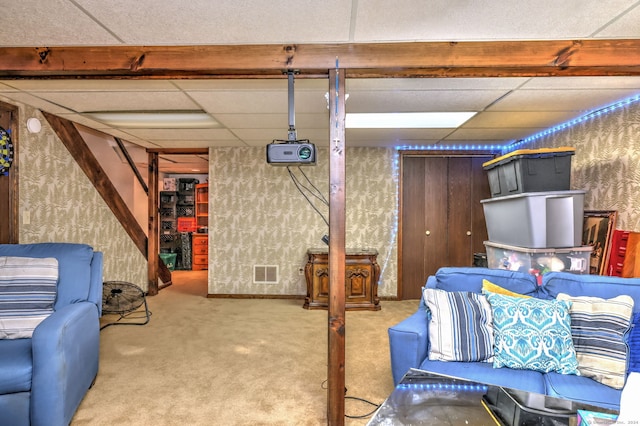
163,178,177,191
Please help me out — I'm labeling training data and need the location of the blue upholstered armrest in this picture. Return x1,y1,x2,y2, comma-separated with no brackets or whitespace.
31,302,100,426
388,307,429,385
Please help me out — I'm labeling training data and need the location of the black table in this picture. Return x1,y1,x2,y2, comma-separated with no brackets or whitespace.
367,369,618,426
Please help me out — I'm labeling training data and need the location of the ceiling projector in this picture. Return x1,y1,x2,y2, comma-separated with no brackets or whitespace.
266,140,316,166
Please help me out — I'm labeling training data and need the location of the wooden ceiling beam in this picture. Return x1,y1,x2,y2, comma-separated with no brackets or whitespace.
1,40,640,79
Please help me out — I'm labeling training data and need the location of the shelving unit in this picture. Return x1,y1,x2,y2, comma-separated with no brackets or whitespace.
195,183,208,232
192,183,209,270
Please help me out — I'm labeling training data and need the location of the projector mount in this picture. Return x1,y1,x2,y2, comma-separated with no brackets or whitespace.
273,70,306,144
266,70,316,165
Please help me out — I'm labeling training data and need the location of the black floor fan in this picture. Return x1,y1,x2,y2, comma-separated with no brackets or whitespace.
101,281,150,329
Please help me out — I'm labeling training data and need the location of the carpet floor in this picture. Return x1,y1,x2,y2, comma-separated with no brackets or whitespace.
71,271,418,425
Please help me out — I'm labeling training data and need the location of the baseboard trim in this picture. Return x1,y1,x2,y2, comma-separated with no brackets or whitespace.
206,293,305,300
206,294,400,301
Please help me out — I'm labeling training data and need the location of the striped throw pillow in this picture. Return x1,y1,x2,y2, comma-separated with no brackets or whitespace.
423,288,494,362
0,256,59,339
557,293,634,389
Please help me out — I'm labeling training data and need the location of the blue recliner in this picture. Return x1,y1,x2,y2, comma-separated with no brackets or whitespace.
0,243,103,426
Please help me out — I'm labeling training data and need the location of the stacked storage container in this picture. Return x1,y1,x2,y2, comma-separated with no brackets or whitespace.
480,147,592,283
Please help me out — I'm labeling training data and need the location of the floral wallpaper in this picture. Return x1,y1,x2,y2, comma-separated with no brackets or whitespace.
208,146,398,297
2,97,148,291
523,99,640,231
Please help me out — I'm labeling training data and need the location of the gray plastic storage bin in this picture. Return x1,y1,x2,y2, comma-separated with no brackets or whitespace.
481,190,585,248
484,241,592,277
483,147,574,197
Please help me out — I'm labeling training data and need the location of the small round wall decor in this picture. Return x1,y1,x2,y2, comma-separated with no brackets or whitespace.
0,126,14,176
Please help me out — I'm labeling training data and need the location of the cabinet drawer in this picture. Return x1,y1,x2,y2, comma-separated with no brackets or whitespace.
193,255,208,265
192,235,208,245
193,245,208,255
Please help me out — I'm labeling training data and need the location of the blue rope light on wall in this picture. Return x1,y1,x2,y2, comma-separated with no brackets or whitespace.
504,92,640,153
384,93,640,293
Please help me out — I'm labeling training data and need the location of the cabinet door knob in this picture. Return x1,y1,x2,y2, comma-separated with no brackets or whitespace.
425,230,431,236
466,231,472,236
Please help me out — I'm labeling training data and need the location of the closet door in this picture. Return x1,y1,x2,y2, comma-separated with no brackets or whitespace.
401,155,491,300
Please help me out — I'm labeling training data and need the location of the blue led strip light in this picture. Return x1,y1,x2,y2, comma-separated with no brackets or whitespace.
504,92,640,153
397,382,489,393
385,93,640,294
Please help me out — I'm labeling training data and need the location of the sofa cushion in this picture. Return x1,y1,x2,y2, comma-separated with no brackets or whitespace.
628,312,640,374
423,288,494,362
0,256,58,339
432,267,539,295
542,272,640,312
485,292,579,375
557,293,634,389
0,243,94,311
482,279,531,298
419,359,547,395
545,372,622,411
0,339,33,393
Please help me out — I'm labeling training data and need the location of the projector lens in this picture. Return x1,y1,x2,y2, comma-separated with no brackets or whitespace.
298,146,312,160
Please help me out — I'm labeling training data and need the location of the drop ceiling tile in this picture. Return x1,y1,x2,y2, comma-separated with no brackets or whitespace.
151,140,241,148
593,4,640,38
239,128,328,142
346,78,529,91
174,79,328,91
346,128,454,141
489,89,629,115
346,90,510,113
446,127,548,141
0,83,19,92
0,0,121,46
354,0,636,41
215,113,328,129
123,128,236,140
522,77,640,90
5,80,178,91
190,91,286,114
464,111,580,129
76,0,352,44
436,139,511,148
34,91,200,113
488,89,639,112
0,93,73,114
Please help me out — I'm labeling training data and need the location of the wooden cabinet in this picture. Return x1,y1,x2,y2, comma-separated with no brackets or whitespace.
303,248,380,311
195,183,208,232
192,234,208,270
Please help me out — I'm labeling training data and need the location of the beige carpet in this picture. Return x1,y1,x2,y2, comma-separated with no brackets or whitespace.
71,271,418,425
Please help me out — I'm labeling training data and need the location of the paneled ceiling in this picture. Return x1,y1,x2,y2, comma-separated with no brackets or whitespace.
1,0,640,173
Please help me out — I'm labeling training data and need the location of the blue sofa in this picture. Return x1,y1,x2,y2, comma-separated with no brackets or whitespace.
0,243,103,426
388,267,640,411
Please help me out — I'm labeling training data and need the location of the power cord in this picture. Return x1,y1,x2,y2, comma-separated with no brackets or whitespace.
320,379,382,420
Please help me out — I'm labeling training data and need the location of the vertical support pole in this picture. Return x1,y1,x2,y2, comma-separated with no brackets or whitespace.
147,151,159,296
327,65,346,426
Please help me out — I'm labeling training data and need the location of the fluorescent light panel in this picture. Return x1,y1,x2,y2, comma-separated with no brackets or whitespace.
346,112,476,128
86,111,219,129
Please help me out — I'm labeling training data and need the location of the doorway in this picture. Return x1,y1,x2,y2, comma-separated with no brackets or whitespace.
399,153,493,300
0,101,18,244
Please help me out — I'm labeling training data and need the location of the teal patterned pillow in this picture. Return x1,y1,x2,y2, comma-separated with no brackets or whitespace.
485,292,579,375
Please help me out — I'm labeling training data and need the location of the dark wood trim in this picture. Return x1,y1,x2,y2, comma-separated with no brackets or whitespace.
42,112,148,257
147,148,209,155
0,101,19,244
327,68,347,426
1,40,640,79
147,152,160,296
206,294,305,300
